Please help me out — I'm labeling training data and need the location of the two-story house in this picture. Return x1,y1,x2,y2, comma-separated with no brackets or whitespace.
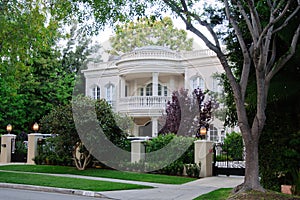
82,45,226,142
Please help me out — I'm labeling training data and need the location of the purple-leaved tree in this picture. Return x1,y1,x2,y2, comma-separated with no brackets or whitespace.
159,88,217,137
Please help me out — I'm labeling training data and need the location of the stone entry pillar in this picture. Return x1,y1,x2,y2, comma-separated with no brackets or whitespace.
194,140,214,177
0,134,16,163
27,133,43,164
131,140,146,163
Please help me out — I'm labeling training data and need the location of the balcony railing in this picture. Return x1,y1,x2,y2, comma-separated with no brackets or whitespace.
119,96,171,110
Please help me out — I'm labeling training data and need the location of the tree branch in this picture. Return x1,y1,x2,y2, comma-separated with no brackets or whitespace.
273,1,300,34
246,0,262,36
266,23,300,82
258,0,296,46
235,0,258,43
224,0,251,100
265,36,277,76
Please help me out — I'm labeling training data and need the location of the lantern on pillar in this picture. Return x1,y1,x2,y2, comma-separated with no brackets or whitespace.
199,126,207,140
6,124,12,134
33,122,39,133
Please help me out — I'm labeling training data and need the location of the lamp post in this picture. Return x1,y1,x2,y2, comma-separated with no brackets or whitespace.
199,126,207,140
6,124,12,134
32,122,39,133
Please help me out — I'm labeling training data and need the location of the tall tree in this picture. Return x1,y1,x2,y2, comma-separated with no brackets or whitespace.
78,0,300,192
0,1,96,134
108,17,193,55
155,0,300,192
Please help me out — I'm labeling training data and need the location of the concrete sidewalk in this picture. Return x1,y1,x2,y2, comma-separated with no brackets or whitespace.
101,176,243,200
0,167,243,200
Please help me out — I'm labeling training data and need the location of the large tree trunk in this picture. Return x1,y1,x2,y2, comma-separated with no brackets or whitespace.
242,137,264,192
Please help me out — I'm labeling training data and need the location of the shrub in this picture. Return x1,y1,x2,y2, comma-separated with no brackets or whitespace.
259,130,300,192
40,96,130,170
223,132,243,161
185,162,201,178
145,134,195,176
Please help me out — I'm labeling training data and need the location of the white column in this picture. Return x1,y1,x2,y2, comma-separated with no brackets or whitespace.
194,140,214,177
169,76,175,92
152,72,158,96
27,133,44,164
152,117,158,137
134,80,137,96
184,67,189,89
120,76,126,98
0,134,16,163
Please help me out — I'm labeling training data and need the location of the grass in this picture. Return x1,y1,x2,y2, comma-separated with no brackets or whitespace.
0,164,196,184
193,188,300,200
228,190,300,200
193,188,232,200
0,171,151,191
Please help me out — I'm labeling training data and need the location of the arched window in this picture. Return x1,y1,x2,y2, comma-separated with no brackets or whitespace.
146,83,153,96
143,83,167,96
92,86,100,99
209,125,218,142
191,76,205,91
105,83,115,105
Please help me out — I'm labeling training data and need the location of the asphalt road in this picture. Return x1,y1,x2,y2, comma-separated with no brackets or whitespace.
0,188,109,200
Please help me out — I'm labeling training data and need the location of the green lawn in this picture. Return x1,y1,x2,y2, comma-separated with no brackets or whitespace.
0,165,196,184
193,188,232,200
0,171,151,191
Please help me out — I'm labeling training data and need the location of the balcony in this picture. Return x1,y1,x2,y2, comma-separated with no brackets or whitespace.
118,96,171,116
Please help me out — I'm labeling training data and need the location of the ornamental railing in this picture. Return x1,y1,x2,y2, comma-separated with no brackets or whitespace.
118,96,171,110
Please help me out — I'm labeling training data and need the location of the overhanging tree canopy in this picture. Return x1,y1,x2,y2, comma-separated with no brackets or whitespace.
76,0,300,192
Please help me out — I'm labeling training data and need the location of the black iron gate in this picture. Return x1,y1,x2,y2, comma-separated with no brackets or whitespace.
11,132,28,162
213,142,245,176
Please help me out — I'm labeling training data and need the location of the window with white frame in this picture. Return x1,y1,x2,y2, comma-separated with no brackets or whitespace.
209,125,218,142
139,87,144,96
191,76,205,91
146,83,153,96
105,84,115,105
141,83,167,96
92,86,100,99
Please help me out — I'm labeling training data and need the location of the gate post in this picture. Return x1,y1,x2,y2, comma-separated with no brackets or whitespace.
27,133,43,164
0,134,16,163
194,140,214,177
131,140,146,163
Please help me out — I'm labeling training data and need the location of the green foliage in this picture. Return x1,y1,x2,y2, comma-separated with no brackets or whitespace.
185,162,201,178
223,132,243,161
216,154,232,161
113,112,134,136
145,134,195,176
109,17,193,55
40,96,129,168
0,1,97,135
259,130,300,192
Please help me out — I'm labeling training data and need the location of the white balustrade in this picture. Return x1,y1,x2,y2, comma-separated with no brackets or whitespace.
119,96,171,110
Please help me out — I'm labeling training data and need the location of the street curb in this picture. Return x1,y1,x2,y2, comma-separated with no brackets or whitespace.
0,183,113,199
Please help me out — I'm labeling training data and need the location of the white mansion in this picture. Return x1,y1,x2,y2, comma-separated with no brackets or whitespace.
82,46,226,142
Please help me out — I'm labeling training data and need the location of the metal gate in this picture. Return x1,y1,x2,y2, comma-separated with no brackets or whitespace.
11,132,28,162
213,142,245,176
